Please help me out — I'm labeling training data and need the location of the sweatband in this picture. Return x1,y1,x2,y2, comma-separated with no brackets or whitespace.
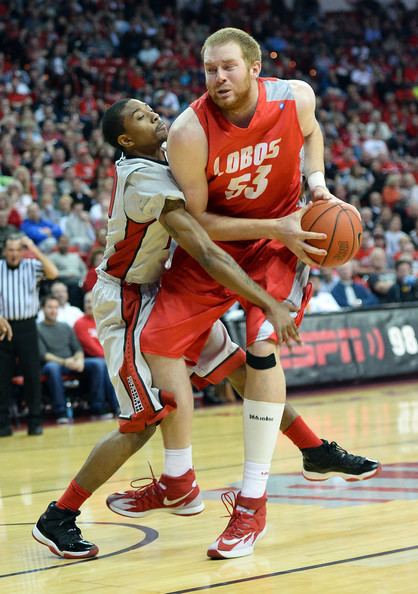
307,171,326,191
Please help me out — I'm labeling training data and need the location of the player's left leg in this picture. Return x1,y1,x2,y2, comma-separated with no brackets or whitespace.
227,367,381,482
207,338,283,559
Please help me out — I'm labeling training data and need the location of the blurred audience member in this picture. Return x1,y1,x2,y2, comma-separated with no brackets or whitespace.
73,147,97,186
38,296,115,423
57,195,73,232
39,193,61,226
38,281,83,326
0,209,18,253
386,260,418,303
49,235,87,308
307,269,341,314
354,230,375,274
21,203,62,252
366,248,396,303
82,248,104,292
410,218,418,249
65,202,95,253
384,215,405,261
332,261,378,308
90,189,111,227
382,174,402,209
319,267,339,292
69,177,93,212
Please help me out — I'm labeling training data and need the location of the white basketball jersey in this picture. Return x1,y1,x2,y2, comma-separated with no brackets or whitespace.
99,154,185,284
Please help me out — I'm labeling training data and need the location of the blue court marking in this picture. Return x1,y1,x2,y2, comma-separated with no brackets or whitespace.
0,521,158,579
166,544,418,593
203,463,418,508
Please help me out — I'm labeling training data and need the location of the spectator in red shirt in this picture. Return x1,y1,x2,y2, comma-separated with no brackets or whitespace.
73,147,97,186
79,86,98,119
82,248,104,293
73,292,119,416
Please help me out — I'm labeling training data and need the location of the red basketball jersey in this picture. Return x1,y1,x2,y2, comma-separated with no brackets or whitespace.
191,77,304,224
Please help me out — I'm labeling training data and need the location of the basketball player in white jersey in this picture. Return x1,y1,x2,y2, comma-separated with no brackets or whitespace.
33,98,379,560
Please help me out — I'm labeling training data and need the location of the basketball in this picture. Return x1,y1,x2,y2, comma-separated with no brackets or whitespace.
301,200,363,267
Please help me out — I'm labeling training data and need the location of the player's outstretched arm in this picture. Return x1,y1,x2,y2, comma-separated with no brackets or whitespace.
159,200,301,348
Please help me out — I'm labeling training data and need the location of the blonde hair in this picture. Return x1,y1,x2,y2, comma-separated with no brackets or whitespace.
201,28,261,66
13,165,31,193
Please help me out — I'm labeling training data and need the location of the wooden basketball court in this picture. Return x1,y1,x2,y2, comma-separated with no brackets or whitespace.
2,379,418,594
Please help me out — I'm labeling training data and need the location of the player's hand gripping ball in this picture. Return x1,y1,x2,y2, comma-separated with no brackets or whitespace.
301,200,362,267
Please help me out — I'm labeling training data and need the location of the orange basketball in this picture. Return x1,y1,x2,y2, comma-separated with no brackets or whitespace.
301,200,363,267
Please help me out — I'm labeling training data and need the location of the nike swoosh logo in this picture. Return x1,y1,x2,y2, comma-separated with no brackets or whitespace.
163,489,195,506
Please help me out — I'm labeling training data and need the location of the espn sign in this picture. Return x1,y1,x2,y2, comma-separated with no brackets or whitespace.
232,304,418,387
281,327,385,369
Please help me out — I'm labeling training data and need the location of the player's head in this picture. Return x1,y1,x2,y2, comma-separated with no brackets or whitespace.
101,99,167,156
201,28,261,111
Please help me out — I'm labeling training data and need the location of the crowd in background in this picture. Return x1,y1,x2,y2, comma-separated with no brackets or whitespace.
0,0,417,418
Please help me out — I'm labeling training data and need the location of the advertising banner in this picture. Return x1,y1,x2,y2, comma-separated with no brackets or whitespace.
231,304,418,387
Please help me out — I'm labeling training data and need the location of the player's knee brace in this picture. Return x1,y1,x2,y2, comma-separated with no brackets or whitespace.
246,351,276,370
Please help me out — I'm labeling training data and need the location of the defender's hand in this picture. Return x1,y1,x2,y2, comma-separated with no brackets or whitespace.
265,301,302,351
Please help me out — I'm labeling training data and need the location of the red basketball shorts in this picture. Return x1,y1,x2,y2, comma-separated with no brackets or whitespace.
141,240,310,362
93,272,245,432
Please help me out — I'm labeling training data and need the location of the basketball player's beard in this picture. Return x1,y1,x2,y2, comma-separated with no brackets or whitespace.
210,74,254,113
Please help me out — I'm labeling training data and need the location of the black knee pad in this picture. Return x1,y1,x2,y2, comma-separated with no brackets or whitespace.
246,351,276,370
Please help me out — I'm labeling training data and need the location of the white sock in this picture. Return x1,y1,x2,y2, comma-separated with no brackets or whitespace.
241,399,284,499
164,446,193,477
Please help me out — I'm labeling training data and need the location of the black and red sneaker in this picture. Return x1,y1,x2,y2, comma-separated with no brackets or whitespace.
302,439,381,481
32,501,98,559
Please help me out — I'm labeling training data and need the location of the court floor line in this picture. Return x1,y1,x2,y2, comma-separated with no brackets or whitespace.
166,544,418,593
0,521,158,579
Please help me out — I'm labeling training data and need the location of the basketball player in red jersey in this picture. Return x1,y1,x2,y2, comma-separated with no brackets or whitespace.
123,29,380,559
31,97,327,560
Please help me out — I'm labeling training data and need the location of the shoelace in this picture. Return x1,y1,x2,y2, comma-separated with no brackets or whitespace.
220,491,255,538
328,441,365,465
129,463,162,501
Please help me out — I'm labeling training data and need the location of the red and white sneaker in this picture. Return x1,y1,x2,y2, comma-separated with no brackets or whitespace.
106,467,204,517
207,491,267,559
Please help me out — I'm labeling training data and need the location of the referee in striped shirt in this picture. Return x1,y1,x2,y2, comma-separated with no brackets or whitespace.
0,234,58,436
